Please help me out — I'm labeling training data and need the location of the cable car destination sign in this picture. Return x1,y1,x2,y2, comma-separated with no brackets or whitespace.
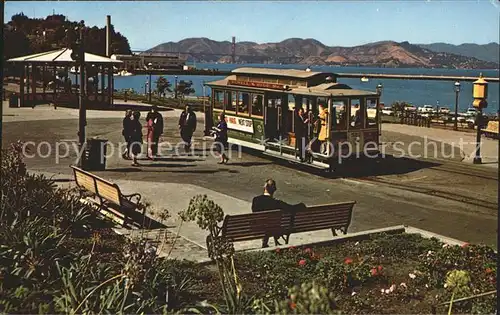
228,80,286,90
226,115,254,133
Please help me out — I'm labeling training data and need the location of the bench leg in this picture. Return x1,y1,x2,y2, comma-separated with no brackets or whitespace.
331,228,338,237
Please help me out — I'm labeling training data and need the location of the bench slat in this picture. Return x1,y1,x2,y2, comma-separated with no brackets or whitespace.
95,180,121,205
292,212,351,222
75,172,97,193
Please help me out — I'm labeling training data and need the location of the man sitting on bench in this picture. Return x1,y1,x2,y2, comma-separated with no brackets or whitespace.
252,179,299,248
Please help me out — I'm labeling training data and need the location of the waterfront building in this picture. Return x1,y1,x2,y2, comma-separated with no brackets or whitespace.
111,52,186,71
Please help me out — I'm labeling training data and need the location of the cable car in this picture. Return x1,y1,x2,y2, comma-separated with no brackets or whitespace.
204,67,381,171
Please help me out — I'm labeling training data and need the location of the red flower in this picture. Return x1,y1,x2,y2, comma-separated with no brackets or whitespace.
377,265,383,272
289,302,297,310
304,248,312,253
370,268,378,276
298,259,306,266
289,246,296,250
486,268,493,274
275,247,281,253
344,257,353,265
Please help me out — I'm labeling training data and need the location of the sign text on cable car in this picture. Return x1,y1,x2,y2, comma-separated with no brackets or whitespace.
226,115,254,133
228,80,285,90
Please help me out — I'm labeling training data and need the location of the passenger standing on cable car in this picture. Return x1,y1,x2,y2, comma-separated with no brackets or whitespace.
318,104,329,154
294,108,309,162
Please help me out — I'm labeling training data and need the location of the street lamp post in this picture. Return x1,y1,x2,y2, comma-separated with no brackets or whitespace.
147,62,152,103
174,75,178,99
376,83,383,137
453,81,461,131
472,74,488,164
144,81,148,96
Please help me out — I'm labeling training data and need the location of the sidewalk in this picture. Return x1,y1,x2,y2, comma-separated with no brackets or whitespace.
2,100,177,123
38,170,340,260
382,124,498,167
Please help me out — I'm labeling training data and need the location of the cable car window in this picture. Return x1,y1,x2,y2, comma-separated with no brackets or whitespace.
366,98,378,127
214,90,224,110
225,91,236,112
251,94,263,117
332,99,347,130
238,92,250,115
350,99,363,129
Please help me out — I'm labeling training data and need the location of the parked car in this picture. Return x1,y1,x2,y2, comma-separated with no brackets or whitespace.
439,107,451,114
404,105,417,111
381,107,394,116
463,108,477,117
418,105,435,113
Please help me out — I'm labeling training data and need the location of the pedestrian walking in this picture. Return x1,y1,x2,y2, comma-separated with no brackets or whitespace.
122,109,133,159
211,113,229,164
130,111,143,166
178,105,197,152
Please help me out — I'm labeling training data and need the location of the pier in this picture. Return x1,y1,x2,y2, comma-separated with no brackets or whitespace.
131,68,499,83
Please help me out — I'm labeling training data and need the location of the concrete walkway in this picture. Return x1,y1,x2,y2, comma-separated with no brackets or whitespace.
382,124,498,167
40,170,337,256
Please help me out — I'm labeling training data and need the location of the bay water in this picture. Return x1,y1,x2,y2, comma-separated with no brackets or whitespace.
112,63,499,114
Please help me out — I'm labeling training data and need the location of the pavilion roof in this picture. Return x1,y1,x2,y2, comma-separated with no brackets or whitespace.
7,48,123,65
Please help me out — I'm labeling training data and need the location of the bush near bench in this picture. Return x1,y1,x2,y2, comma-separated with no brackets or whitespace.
0,143,496,314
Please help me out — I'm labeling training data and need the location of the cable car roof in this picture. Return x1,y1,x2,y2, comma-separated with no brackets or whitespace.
231,67,335,79
205,75,378,97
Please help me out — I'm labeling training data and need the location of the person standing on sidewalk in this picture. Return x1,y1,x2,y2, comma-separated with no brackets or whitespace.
122,109,133,159
178,105,197,152
146,105,164,159
130,111,143,167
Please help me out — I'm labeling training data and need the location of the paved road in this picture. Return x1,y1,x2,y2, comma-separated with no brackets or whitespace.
2,111,497,247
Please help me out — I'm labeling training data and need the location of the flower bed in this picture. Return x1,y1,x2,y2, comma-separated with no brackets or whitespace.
228,234,497,314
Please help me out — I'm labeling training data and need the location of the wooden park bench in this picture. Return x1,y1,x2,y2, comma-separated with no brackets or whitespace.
212,201,355,249
71,165,146,228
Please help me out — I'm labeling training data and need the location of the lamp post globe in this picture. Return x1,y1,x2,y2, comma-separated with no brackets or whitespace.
376,83,383,95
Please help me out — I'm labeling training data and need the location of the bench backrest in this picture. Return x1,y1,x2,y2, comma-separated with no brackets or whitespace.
72,166,97,194
222,210,285,242
95,177,122,205
483,121,498,133
71,166,122,206
285,201,355,234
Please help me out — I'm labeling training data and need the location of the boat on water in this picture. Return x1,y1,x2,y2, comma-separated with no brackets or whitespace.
361,77,369,82
114,70,134,77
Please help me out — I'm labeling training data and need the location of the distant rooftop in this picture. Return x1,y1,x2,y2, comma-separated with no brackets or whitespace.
232,67,335,79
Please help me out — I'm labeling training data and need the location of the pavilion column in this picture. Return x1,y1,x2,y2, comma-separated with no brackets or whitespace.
42,64,46,101
100,64,105,102
53,65,56,102
19,65,25,107
26,65,30,98
107,65,113,107
31,64,37,106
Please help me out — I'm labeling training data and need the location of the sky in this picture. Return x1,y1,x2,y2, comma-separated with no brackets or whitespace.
4,1,500,51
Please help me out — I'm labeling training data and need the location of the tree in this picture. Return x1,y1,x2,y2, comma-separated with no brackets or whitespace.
175,80,195,103
155,76,172,98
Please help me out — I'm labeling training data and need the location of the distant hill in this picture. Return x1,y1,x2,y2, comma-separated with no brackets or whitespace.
148,38,498,69
418,42,499,64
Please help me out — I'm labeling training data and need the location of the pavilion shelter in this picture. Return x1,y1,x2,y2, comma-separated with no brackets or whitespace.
7,48,122,108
